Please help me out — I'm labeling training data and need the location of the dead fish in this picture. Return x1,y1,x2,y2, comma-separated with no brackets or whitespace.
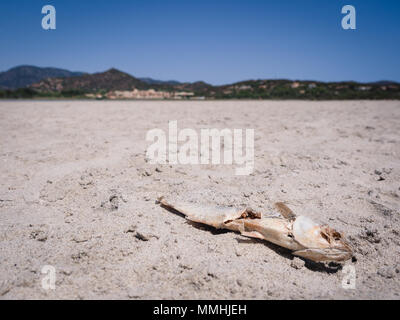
157,197,352,262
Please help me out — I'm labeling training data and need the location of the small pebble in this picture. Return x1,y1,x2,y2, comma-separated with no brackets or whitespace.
290,257,305,270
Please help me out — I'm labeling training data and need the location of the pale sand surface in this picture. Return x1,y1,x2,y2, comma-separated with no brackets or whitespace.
0,100,399,299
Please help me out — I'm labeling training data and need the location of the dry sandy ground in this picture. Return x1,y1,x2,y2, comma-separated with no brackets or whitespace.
0,100,399,300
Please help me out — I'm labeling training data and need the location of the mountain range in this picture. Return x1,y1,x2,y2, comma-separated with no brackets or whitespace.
0,66,84,89
0,65,399,100
0,65,189,90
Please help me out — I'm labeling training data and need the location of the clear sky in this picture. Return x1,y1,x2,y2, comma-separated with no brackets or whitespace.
0,0,399,84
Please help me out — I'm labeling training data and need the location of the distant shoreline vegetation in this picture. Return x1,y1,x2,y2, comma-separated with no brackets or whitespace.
1,82,399,100
0,88,88,99
0,66,399,100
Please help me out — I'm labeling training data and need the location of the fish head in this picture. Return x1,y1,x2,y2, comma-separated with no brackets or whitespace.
291,216,353,262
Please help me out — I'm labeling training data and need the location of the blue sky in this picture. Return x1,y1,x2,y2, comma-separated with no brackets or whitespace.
0,0,399,84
